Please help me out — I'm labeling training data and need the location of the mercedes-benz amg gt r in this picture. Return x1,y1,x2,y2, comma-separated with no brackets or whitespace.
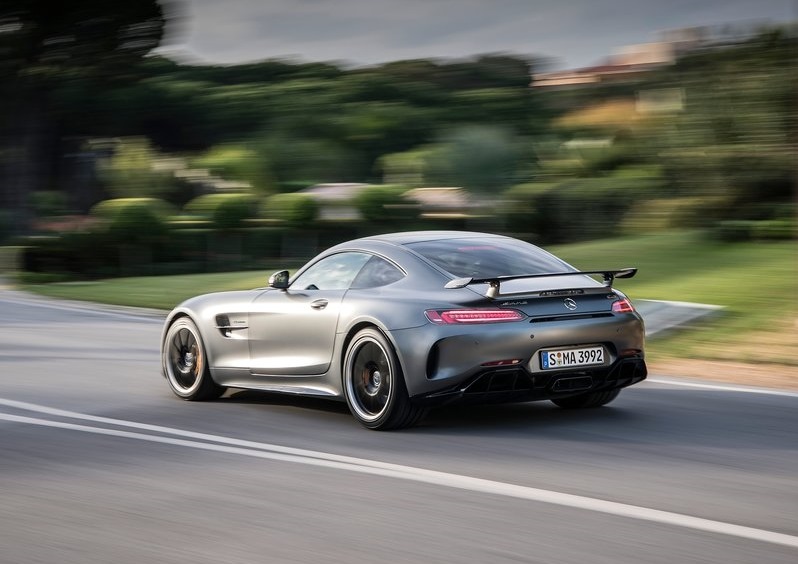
161,231,647,429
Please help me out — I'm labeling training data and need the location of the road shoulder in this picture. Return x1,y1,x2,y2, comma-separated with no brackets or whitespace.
648,359,798,391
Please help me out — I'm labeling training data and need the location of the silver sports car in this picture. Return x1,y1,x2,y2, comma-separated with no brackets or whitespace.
161,231,647,429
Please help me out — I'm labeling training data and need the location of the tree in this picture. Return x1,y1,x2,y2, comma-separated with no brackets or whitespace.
97,137,177,200
0,0,168,233
425,126,523,194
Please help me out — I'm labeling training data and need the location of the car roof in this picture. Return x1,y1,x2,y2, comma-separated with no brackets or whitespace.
355,230,513,246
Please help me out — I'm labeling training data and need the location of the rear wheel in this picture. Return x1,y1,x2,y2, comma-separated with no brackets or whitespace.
343,328,426,430
163,317,225,401
551,389,620,409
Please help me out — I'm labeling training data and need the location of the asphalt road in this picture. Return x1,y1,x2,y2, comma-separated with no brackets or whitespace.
1,292,796,564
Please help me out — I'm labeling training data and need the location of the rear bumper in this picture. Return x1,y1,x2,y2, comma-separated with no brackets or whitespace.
410,355,647,406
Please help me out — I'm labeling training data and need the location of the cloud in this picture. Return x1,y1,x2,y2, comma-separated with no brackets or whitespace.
163,0,794,68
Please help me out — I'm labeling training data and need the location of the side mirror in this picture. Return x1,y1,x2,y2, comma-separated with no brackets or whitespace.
268,270,290,290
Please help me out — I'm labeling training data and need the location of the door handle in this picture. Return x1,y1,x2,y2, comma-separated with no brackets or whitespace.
310,299,329,310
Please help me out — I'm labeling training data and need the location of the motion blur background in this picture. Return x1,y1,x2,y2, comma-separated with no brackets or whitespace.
0,1,795,374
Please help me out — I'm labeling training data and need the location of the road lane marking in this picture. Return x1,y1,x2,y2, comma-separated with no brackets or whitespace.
2,399,798,549
647,378,798,398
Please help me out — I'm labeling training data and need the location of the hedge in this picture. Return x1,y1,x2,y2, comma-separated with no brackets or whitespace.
184,193,259,230
91,198,173,245
503,174,664,243
263,193,318,226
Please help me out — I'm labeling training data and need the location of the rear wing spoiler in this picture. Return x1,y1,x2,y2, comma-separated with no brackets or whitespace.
444,268,637,299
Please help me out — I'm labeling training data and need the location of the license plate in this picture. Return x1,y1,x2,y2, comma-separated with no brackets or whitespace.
541,346,604,370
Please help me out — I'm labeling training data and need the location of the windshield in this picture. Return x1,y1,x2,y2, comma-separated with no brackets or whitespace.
406,237,575,279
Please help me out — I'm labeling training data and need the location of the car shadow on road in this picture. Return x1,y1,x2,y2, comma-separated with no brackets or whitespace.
413,388,797,450
421,400,640,431
216,387,796,454
224,389,350,416
219,387,645,436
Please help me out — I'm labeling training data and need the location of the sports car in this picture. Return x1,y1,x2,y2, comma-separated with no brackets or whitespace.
161,231,647,429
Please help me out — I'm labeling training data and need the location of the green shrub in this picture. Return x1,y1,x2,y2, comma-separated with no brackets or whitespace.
31,191,68,217
241,227,283,261
263,193,318,226
354,185,416,223
184,193,258,230
721,152,793,205
712,220,757,242
20,237,64,275
751,218,796,240
712,218,796,242
97,137,178,200
662,148,794,203
20,229,122,279
500,182,556,234
276,180,316,193
191,144,274,195
91,198,173,245
621,196,730,233
502,174,665,243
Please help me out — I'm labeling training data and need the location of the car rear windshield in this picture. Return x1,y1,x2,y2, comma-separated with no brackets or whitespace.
406,237,575,279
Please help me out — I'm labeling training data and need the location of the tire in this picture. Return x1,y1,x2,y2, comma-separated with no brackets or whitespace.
551,388,620,409
162,317,225,401
342,327,426,430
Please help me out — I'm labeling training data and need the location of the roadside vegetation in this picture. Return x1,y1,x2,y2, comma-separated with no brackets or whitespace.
550,231,797,366
19,230,797,367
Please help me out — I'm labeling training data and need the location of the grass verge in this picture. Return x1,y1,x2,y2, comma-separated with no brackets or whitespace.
551,231,797,366
19,270,273,311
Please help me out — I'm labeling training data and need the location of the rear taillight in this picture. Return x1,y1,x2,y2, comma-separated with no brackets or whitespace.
425,309,525,324
612,298,635,313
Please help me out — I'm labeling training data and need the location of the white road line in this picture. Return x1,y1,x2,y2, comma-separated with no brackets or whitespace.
2,399,797,549
647,378,798,398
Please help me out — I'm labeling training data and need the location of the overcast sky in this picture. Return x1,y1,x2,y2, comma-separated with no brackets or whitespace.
159,0,795,69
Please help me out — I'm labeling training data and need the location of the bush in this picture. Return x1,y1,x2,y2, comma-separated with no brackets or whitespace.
263,193,318,226
19,231,115,279
97,137,179,200
621,196,730,233
20,237,64,275
191,144,274,195
712,220,757,242
91,198,173,245
31,191,68,217
354,185,416,223
751,219,795,240
184,193,258,230
500,182,555,235
241,227,283,262
87,198,174,275
275,180,316,193
712,217,796,242
502,173,664,243
662,148,794,203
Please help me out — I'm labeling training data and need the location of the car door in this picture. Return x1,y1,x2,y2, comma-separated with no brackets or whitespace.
248,252,372,375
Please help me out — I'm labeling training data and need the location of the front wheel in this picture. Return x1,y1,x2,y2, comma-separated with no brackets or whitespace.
162,317,225,401
551,389,620,409
342,328,426,430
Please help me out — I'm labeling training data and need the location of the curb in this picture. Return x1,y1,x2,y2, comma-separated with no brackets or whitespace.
635,299,724,338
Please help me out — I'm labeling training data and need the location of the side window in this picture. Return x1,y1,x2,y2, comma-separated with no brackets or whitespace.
351,255,405,289
291,252,371,291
